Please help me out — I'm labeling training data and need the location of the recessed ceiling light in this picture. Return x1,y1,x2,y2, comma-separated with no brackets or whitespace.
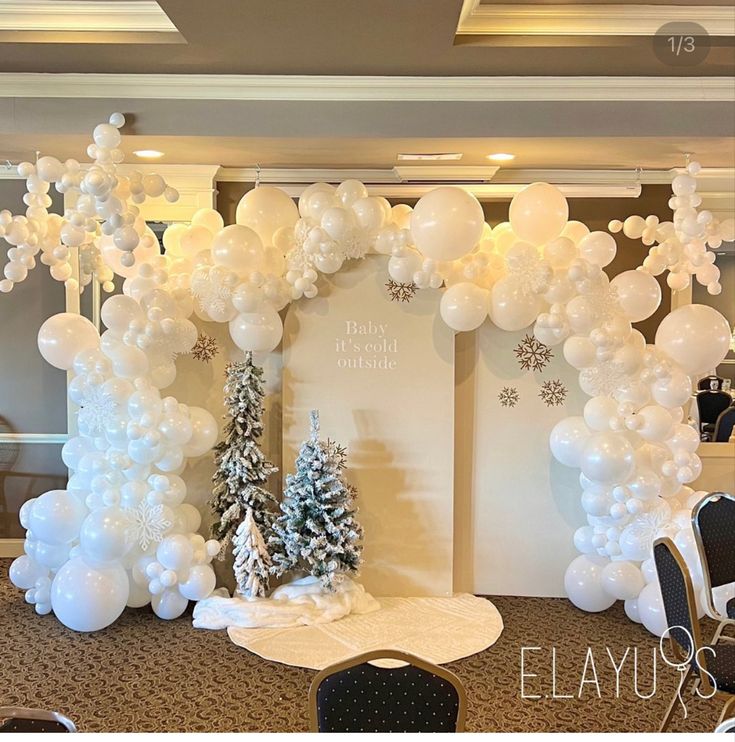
487,153,515,162
133,149,164,159
397,153,463,161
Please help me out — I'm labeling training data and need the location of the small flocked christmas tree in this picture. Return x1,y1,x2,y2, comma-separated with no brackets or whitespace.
270,410,363,591
209,354,278,558
232,507,272,598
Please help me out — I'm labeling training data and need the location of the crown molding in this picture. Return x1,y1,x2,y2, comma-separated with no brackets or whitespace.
0,1,177,33
0,73,731,102
457,1,735,36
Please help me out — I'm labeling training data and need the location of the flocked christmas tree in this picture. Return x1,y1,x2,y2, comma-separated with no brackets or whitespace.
209,354,279,561
270,410,363,591
232,507,272,598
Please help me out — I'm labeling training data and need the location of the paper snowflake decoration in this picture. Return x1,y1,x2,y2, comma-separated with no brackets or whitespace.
191,332,219,363
385,280,417,303
506,250,552,295
539,379,568,407
78,385,119,437
125,501,172,551
588,282,621,325
191,267,233,317
498,387,519,408
514,334,553,372
326,438,348,470
579,361,630,397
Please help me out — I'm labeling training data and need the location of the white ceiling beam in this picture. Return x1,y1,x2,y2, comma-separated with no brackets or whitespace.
0,1,178,33
457,2,735,37
0,73,731,102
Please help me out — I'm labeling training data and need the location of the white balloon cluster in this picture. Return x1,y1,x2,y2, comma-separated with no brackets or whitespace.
0,113,178,296
609,161,735,295
11,304,220,630
3,113,733,636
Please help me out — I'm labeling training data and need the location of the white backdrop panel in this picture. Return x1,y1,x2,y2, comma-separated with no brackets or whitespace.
282,256,455,597
470,323,586,597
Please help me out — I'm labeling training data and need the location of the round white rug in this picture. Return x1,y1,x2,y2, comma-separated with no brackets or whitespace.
226,593,504,670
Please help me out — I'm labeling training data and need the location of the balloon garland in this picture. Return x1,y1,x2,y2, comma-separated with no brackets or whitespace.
2,113,732,634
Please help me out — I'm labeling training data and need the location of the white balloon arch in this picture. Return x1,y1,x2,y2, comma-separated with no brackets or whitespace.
2,114,733,634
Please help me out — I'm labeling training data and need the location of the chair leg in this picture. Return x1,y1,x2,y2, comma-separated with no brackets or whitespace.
717,695,735,726
659,667,693,733
712,621,735,646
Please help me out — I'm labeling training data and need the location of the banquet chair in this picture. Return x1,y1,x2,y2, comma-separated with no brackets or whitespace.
714,407,735,442
0,707,77,733
698,375,725,392
653,538,735,732
692,493,735,643
715,717,735,733
308,649,467,732
696,391,732,439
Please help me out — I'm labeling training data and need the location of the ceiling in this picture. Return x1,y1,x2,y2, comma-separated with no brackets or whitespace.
1,133,733,172
0,0,732,77
0,1,732,184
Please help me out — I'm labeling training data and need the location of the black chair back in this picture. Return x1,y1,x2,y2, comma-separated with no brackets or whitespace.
0,708,76,733
693,493,735,589
309,650,466,732
697,391,732,426
714,407,735,442
698,376,724,391
653,538,702,662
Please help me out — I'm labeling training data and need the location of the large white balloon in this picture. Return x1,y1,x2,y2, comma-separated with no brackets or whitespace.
439,282,488,332
211,225,265,275
236,186,299,247
79,507,132,563
611,270,662,323
580,432,635,484
637,581,668,637
9,554,45,590
183,407,218,458
577,231,617,267
50,557,129,631
29,490,87,545
655,304,731,376
151,588,189,620
37,313,100,370
550,417,591,468
410,187,484,261
564,555,616,612
601,560,645,601
100,294,144,332
229,307,283,353
489,276,542,331
509,183,568,246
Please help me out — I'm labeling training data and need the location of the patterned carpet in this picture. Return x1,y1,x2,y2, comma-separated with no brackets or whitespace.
0,559,726,733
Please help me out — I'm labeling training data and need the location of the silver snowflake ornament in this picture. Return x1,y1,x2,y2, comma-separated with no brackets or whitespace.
539,379,568,407
125,501,173,551
514,334,553,372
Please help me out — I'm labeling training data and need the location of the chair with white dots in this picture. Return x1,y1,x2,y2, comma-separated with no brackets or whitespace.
309,649,467,732
0,707,77,733
653,537,735,732
692,492,735,644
